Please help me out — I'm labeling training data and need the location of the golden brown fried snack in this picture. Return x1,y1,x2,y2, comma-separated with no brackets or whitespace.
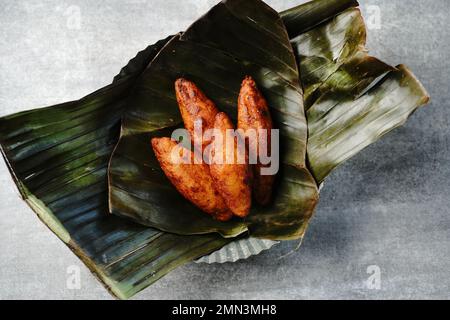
151,137,232,221
175,78,220,151
210,112,252,218
238,76,275,206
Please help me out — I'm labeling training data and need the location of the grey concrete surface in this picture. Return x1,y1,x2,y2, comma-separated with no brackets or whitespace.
0,0,449,300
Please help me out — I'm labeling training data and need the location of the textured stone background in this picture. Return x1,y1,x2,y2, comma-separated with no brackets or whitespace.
0,0,448,299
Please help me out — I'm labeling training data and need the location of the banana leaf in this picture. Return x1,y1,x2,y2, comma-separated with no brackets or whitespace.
0,37,233,300
205,1,429,262
282,0,358,37
289,7,430,182
0,0,429,300
108,0,319,240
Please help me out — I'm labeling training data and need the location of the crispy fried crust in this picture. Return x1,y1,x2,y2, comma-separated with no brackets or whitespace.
238,76,275,206
210,113,252,217
151,137,232,221
175,78,220,151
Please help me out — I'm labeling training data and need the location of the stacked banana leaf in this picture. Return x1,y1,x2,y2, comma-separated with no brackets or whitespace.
0,0,428,299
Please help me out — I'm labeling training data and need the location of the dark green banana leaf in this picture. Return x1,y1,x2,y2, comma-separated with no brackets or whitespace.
0,0,429,300
108,0,319,240
0,37,232,300
289,7,430,182
281,0,358,37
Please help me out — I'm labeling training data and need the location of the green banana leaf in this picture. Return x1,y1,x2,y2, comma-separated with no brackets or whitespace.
282,0,358,37
0,0,429,299
289,7,430,182
108,0,319,240
0,37,232,300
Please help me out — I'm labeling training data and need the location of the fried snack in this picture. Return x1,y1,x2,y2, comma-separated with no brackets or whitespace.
151,137,232,221
210,112,252,218
175,78,220,152
238,76,275,206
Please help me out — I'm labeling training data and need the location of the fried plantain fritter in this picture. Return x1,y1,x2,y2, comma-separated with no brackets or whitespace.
175,78,220,152
210,112,252,217
151,137,232,221
238,76,275,206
